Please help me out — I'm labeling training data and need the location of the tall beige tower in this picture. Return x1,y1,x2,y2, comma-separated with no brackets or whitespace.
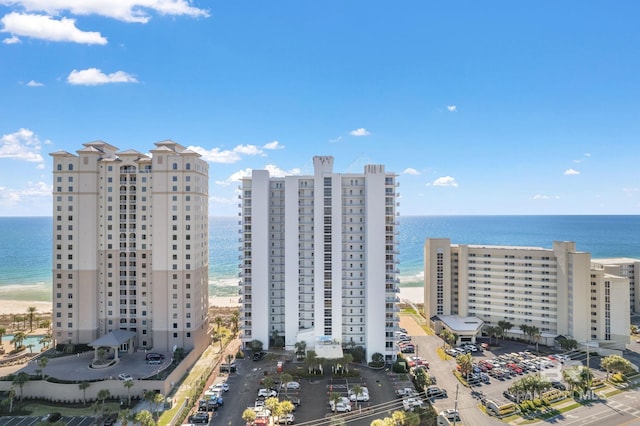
50,140,209,353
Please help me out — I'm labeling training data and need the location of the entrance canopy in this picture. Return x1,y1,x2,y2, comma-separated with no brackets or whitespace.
89,329,136,348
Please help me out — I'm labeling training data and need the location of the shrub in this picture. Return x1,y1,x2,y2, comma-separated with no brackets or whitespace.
533,398,543,407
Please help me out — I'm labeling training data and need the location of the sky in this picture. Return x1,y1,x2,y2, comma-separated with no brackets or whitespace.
1,1,639,217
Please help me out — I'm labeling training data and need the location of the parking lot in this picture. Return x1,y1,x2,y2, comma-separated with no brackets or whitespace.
0,415,95,426
210,353,414,426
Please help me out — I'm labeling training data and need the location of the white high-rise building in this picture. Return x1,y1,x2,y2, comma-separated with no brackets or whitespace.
591,258,640,313
424,239,630,351
50,140,209,353
239,156,400,362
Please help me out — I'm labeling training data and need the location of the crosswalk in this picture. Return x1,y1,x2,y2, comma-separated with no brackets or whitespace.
605,400,640,417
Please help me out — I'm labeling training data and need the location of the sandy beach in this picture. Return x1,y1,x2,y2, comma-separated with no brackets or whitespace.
0,287,423,316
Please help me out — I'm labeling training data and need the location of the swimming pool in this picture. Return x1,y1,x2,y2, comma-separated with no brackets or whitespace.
3,334,47,352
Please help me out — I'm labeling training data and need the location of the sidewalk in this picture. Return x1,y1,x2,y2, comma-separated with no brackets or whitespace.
152,337,241,425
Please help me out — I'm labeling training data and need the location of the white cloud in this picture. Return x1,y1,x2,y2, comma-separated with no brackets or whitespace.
217,164,303,186
0,128,45,162
564,168,580,175
264,164,302,178
532,194,560,200
329,136,342,143
431,176,458,187
447,105,457,112
573,152,592,163
234,144,263,156
26,80,43,87
349,128,371,136
0,0,210,24
189,142,279,164
1,13,107,44
0,181,51,206
2,34,21,43
263,140,284,150
403,168,420,176
67,68,138,85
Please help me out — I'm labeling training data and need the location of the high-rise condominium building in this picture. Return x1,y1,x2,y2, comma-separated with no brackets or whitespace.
424,239,630,350
239,156,400,362
50,140,209,353
590,258,640,314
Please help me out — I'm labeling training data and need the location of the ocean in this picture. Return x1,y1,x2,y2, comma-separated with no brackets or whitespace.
1,215,639,302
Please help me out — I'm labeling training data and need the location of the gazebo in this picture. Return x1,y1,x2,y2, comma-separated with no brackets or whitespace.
89,329,136,363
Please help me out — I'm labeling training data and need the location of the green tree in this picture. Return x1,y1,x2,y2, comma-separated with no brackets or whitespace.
135,409,156,426
497,320,514,342
329,392,342,411
0,326,5,344
456,353,474,382
27,306,37,332
250,339,264,354
343,352,354,373
294,340,307,357
371,352,384,363
12,372,29,400
5,387,16,413
281,373,293,396
97,389,111,417
230,310,239,337
351,384,364,409
124,379,135,406
440,329,454,349
242,408,257,425
79,381,91,405
601,354,634,379
484,325,498,346
280,400,295,417
391,410,407,426
11,331,26,350
304,350,318,374
37,356,49,378
39,333,52,350
265,396,282,424
559,337,578,351
119,409,134,426
403,410,420,426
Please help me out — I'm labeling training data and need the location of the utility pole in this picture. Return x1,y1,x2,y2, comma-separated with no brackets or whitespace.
452,383,459,426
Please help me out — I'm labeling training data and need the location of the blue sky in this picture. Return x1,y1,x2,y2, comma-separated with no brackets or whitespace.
1,1,639,217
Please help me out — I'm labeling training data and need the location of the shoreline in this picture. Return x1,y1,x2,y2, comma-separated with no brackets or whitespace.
0,287,425,316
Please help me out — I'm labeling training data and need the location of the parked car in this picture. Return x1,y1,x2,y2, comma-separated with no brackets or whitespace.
333,402,352,412
426,386,448,399
118,373,133,381
402,397,424,411
210,382,229,393
281,381,300,390
258,388,278,398
277,414,295,424
439,409,460,421
188,413,209,424
42,413,62,423
253,351,266,361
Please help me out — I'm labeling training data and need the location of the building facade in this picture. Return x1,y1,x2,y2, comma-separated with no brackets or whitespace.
50,140,209,353
424,239,630,350
239,156,400,362
591,258,640,314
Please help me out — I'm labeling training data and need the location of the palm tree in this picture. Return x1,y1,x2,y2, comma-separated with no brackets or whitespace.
79,381,91,405
329,392,342,411
135,410,156,426
440,329,453,349
27,306,37,332
37,356,49,379
151,393,164,420
497,320,513,342
281,373,293,396
456,353,474,382
97,389,111,417
124,379,135,406
119,409,134,426
0,326,5,345
242,408,257,425
519,324,531,343
39,333,52,350
231,311,239,337
6,387,16,413
294,340,307,358
343,353,354,373
265,396,282,424
484,325,498,346
11,331,26,350
304,350,318,374
351,384,363,409
12,372,29,400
